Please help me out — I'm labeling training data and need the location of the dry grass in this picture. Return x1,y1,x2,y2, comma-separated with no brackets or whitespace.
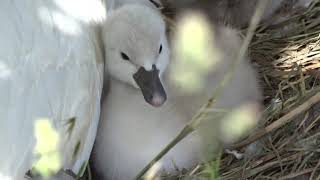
218,1,320,179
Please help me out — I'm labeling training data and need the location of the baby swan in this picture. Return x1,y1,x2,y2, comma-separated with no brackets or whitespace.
93,4,262,180
93,4,198,180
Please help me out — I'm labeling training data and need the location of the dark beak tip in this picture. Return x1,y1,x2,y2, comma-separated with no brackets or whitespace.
148,93,167,107
133,66,167,107
151,96,167,107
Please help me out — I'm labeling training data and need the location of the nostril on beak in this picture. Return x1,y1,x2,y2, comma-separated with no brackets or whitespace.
148,94,153,100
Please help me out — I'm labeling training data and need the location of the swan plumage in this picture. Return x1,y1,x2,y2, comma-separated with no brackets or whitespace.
0,0,104,179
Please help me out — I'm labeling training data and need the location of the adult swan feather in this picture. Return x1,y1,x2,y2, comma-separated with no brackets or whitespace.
0,0,105,179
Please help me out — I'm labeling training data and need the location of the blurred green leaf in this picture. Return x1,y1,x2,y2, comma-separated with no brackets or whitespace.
221,104,259,143
33,118,61,178
171,12,221,93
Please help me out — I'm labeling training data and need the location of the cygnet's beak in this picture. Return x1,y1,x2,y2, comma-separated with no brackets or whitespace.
133,65,167,107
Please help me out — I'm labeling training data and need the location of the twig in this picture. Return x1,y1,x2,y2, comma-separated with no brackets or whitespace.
278,168,314,180
134,126,193,179
310,158,320,180
231,91,320,149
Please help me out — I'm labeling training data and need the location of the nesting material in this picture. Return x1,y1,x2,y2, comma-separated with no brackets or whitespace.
156,0,320,179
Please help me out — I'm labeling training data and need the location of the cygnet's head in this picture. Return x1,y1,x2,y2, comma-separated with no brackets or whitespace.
102,4,169,107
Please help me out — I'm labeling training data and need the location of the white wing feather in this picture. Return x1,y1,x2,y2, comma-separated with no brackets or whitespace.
0,0,104,179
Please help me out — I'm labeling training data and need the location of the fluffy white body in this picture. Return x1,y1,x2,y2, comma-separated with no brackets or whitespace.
0,0,105,179
93,4,262,180
92,5,202,179
93,79,203,179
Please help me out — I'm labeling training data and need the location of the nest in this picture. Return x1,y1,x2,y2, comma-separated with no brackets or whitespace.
81,1,320,179
219,1,320,179
157,0,320,179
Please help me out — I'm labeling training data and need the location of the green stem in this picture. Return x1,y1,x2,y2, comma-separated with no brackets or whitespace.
134,125,194,179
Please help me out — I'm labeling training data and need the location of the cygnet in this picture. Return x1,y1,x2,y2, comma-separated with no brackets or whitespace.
93,3,262,180
92,4,203,180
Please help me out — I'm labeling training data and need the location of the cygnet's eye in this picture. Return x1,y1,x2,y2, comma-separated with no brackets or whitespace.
120,52,130,61
159,44,162,54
